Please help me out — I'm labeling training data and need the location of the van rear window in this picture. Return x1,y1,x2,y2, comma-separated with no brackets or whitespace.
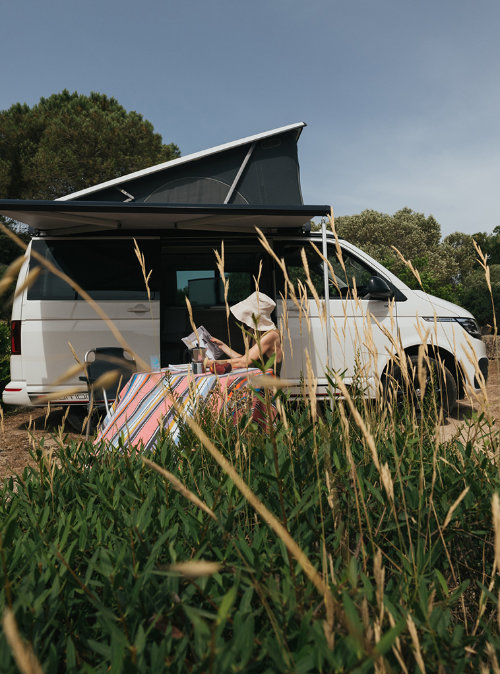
27,239,160,301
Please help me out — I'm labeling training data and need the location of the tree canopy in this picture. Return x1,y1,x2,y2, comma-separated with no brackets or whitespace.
0,90,180,200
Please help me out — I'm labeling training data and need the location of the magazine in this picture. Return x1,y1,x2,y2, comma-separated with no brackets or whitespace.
182,325,226,360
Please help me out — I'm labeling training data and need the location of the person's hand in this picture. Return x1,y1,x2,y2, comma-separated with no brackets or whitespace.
211,337,224,346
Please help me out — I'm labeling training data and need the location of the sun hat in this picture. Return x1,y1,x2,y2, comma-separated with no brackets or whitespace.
230,291,276,331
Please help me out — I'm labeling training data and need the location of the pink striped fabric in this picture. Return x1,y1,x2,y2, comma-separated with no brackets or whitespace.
94,367,275,452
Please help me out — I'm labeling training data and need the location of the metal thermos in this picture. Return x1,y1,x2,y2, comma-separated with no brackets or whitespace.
191,347,207,374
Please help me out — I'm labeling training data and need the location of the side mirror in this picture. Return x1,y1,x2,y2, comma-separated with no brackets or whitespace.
367,276,394,300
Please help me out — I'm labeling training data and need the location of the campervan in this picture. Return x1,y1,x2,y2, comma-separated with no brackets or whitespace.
1,123,488,416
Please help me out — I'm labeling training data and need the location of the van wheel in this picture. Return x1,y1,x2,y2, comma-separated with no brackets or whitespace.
65,406,88,433
384,355,457,416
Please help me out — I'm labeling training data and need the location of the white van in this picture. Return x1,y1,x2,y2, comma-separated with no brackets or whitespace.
2,227,488,415
0,122,488,414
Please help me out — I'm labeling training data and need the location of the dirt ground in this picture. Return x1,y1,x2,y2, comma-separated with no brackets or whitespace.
0,365,498,480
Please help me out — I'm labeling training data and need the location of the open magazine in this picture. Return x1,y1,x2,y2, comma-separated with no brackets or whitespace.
181,325,226,360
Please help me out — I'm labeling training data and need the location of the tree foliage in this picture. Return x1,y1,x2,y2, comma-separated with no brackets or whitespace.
0,90,180,200
459,264,500,329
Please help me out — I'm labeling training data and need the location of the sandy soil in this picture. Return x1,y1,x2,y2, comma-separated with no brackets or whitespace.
0,364,498,480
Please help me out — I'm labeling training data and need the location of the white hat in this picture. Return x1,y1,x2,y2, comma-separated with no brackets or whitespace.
230,291,276,331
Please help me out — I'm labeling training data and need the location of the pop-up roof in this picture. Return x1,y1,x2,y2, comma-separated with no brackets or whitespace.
59,122,307,205
0,122,330,234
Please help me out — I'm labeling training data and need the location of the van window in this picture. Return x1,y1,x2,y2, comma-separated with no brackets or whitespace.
170,253,257,307
327,246,373,298
276,242,378,300
275,243,326,298
28,239,161,301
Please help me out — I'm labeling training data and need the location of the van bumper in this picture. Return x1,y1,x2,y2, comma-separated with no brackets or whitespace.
2,382,89,407
2,382,32,407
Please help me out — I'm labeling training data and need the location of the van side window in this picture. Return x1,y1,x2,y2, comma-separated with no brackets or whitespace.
171,252,260,307
275,243,325,298
327,246,374,298
28,239,160,301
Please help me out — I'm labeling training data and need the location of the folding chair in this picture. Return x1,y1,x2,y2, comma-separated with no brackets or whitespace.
80,347,136,437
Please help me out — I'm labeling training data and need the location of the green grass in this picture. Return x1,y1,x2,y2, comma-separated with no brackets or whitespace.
0,389,499,672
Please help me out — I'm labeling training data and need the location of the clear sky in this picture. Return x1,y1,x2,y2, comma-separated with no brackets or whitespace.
1,0,498,237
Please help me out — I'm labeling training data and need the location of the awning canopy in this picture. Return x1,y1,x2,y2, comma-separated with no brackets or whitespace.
0,200,331,236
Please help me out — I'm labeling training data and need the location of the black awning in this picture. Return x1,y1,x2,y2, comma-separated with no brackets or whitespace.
0,200,331,236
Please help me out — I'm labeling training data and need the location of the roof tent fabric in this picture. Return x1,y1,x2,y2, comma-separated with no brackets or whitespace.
58,122,306,206
0,122,331,234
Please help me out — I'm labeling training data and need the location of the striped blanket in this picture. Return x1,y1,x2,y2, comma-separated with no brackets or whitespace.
94,367,274,452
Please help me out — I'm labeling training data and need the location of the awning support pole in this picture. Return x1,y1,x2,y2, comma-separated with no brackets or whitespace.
322,219,333,399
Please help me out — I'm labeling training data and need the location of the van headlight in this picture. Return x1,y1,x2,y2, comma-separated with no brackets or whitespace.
422,316,481,339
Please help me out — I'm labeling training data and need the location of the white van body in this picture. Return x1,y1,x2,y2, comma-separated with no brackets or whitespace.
2,230,488,410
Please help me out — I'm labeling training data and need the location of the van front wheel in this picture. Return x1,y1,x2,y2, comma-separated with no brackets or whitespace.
384,355,457,416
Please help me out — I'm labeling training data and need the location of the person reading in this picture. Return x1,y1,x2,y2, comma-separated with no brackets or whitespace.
207,291,282,373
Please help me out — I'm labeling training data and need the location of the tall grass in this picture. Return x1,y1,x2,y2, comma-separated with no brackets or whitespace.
0,221,499,671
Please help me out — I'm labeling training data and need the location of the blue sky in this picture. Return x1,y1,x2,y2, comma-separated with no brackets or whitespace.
1,0,498,236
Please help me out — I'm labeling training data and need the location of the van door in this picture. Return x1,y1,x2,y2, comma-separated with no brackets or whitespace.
274,239,398,395
160,239,272,366
22,237,160,400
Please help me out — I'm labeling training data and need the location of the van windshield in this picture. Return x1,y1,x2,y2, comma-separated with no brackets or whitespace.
27,239,160,301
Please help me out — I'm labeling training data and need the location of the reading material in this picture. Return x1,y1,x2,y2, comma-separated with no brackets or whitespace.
182,326,226,360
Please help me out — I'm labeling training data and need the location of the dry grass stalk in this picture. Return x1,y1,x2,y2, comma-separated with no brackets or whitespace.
387,611,409,673
300,247,325,326
334,374,380,473
52,362,87,385
0,255,25,295
391,246,422,287
35,386,85,404
305,349,317,423
406,614,426,674
142,457,217,521
442,487,470,531
380,463,394,503
166,561,221,578
13,268,41,299
246,374,294,389
133,238,152,304
485,641,500,674
2,609,43,674
184,296,200,347
214,242,231,321
474,240,497,335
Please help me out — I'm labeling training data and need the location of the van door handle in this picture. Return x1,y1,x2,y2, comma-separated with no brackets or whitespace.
128,304,149,313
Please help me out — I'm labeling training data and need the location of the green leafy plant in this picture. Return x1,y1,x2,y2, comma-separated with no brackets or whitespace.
0,385,499,672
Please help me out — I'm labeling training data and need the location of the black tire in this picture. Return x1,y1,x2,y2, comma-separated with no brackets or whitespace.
65,406,87,433
384,355,457,416
65,406,107,435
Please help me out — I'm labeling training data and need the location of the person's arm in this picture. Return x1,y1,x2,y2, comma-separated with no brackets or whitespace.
210,337,242,359
209,332,279,369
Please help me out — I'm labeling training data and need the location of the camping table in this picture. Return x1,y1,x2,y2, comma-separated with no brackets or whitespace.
94,367,273,452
